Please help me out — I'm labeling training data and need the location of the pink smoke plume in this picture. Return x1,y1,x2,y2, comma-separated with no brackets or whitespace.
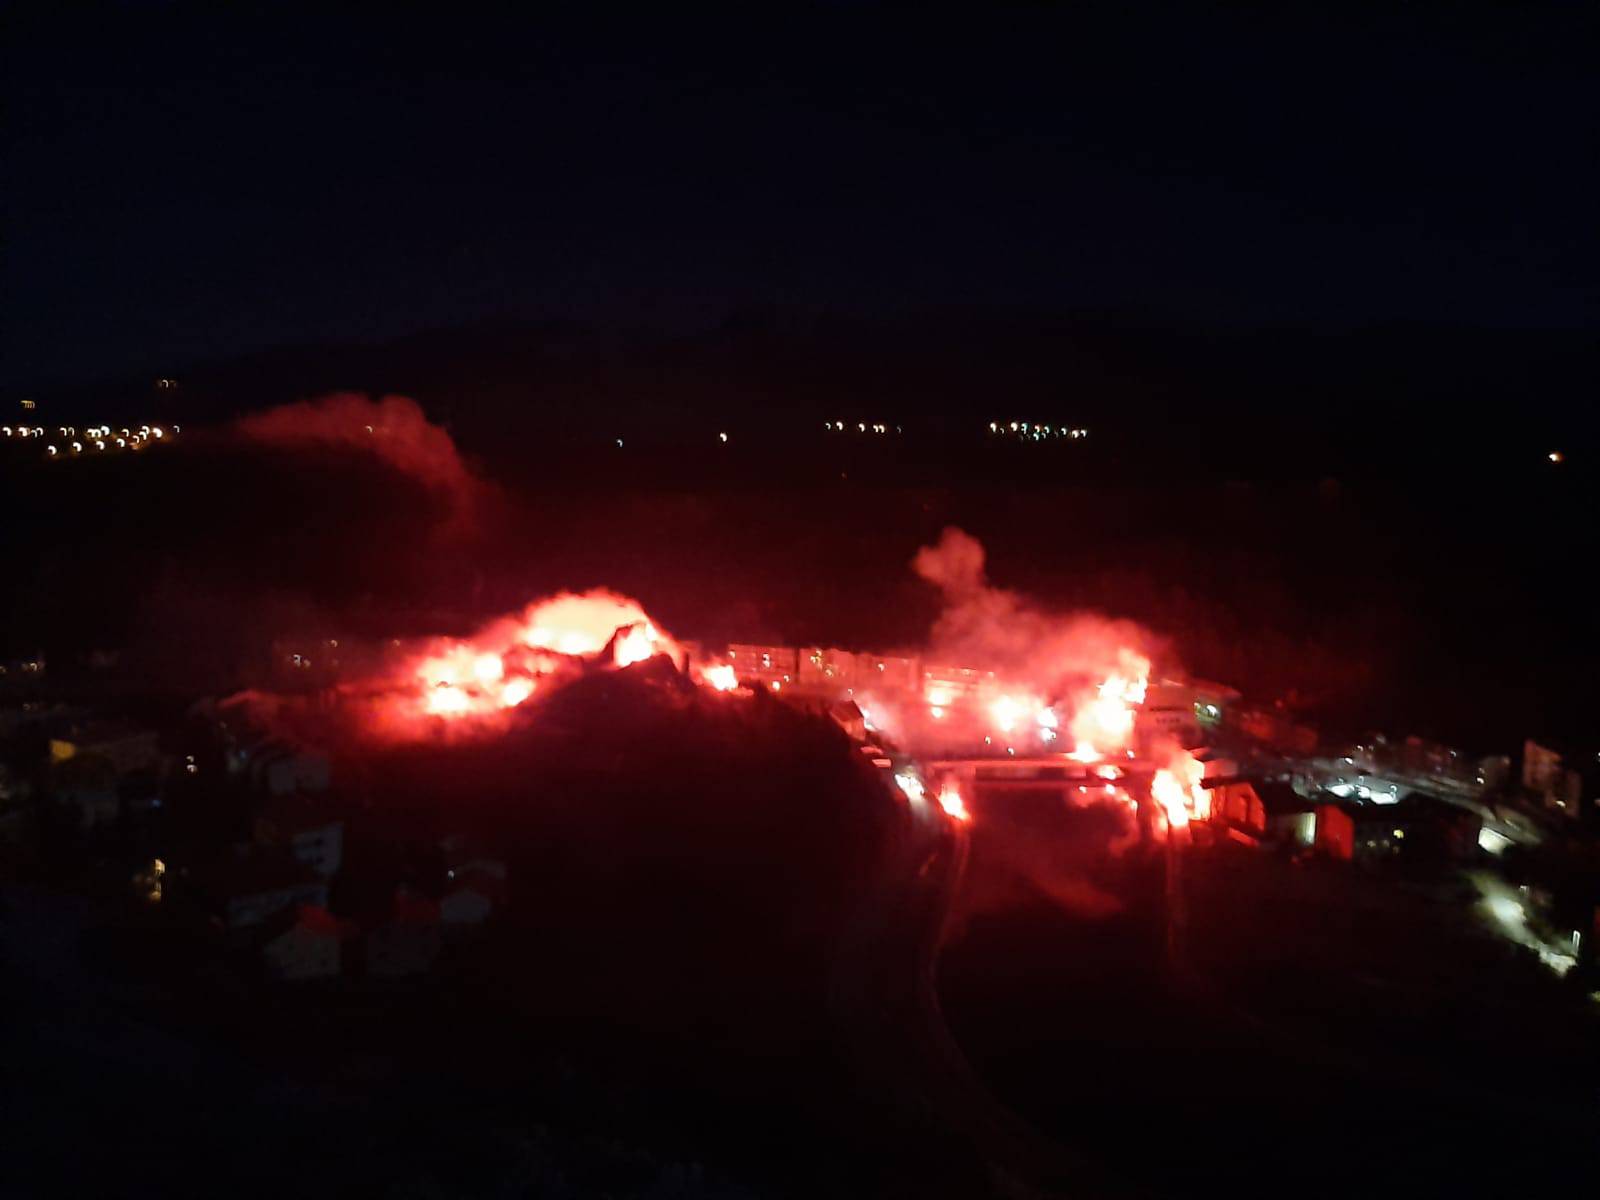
236,393,479,507
912,527,1158,697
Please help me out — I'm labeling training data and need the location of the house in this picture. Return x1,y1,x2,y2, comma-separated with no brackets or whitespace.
254,797,344,877
437,835,508,932
366,890,442,977
1139,679,1240,749
1315,804,1355,860
188,852,329,930
798,647,863,690
440,875,497,931
440,833,508,884
261,905,351,981
234,737,331,796
856,652,918,692
1208,779,1317,848
48,718,162,776
726,644,799,690
50,751,121,830
1312,796,1478,864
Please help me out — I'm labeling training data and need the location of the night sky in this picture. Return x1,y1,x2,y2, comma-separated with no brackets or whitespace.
6,4,1597,389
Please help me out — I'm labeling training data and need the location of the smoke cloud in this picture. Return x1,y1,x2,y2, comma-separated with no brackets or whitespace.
236,392,481,511
913,527,1158,692
909,527,1183,920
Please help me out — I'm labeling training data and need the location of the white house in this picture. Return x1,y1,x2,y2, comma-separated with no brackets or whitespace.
262,909,343,981
254,799,344,878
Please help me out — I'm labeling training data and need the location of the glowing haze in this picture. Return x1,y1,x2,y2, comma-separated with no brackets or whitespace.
358,589,720,741
863,527,1158,762
884,527,1209,830
236,393,480,509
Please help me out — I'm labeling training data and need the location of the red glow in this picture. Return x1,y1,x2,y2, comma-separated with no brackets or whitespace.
937,779,970,821
358,588,717,740
699,663,739,691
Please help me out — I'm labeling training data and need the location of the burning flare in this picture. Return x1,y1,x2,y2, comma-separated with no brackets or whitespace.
937,779,970,822
1151,753,1208,829
368,588,729,739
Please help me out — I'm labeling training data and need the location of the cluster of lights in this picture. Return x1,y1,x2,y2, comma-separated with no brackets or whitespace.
5,422,178,459
823,421,900,434
988,422,1088,441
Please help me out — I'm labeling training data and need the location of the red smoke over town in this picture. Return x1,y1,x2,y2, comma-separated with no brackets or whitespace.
236,393,481,510
234,520,1212,835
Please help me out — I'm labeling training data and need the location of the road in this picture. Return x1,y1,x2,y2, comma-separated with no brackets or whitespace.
828,802,1137,1198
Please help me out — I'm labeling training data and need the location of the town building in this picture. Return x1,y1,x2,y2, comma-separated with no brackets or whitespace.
440,833,508,885
366,890,442,977
253,797,344,877
440,872,502,932
726,644,799,691
49,751,121,830
48,719,163,776
261,906,349,981
1207,779,1317,848
188,852,330,930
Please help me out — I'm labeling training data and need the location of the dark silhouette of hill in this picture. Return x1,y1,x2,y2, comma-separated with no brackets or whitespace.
23,310,1598,479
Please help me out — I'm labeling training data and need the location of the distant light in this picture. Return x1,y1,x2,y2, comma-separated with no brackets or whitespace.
1548,451,1564,464
71,442,81,453
719,431,728,443
615,438,624,448
152,427,163,439
47,444,57,456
